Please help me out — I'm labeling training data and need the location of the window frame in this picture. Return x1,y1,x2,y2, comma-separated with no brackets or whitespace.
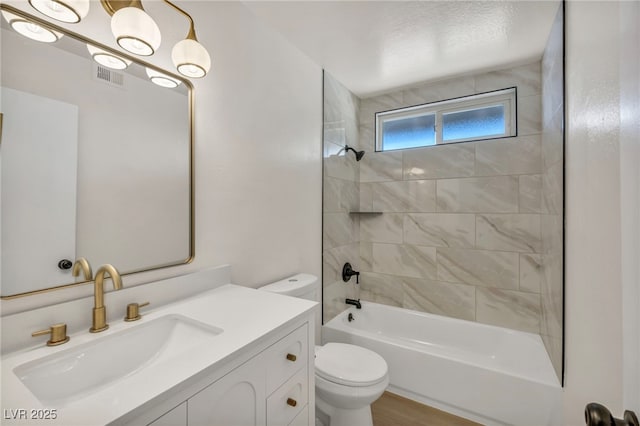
375,87,517,152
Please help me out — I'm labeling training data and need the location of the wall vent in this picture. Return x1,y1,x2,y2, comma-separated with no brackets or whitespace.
93,64,125,87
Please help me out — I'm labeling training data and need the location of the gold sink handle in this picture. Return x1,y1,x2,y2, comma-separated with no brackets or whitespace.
124,301,150,322
32,323,70,346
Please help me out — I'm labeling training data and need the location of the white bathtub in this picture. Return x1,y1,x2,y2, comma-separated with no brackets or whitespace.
322,302,562,426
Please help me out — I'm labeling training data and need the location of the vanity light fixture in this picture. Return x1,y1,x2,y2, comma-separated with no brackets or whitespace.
1,10,63,43
145,67,181,88
87,44,132,70
29,0,89,24
165,0,211,78
101,0,211,78
105,0,161,56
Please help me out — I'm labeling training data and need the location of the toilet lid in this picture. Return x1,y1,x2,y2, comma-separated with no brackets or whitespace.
315,343,388,387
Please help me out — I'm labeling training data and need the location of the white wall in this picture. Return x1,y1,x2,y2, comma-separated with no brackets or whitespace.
564,1,639,423
1,1,322,314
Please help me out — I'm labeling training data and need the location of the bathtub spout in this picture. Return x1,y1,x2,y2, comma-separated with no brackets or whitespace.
345,298,361,309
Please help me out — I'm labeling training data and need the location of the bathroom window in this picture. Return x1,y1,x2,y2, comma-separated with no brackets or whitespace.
375,87,517,151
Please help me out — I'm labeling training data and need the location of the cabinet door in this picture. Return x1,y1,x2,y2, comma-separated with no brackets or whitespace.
188,355,266,426
147,402,187,426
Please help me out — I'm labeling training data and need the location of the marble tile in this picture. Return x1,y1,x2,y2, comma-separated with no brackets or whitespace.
403,144,475,180
519,174,542,213
437,176,519,213
372,180,436,212
518,95,542,136
323,243,360,285
359,123,375,152
541,214,563,256
404,214,475,248
360,213,403,244
476,288,541,333
542,162,563,216
323,212,358,250
359,183,373,212
541,334,563,384
360,151,403,182
323,123,346,147
437,248,519,289
520,253,542,293
402,277,475,321
475,62,542,97
540,251,563,338
323,177,359,213
324,151,359,182
476,214,541,253
359,92,404,126
324,72,359,125
371,243,437,280
475,135,542,176
541,124,564,169
402,76,476,106
359,272,403,307
360,242,373,271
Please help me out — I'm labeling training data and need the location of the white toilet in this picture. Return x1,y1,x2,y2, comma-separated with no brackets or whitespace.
259,274,389,426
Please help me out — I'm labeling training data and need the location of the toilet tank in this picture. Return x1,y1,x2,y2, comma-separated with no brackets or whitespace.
258,273,319,301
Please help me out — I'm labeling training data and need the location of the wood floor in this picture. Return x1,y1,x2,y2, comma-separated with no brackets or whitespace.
371,392,482,426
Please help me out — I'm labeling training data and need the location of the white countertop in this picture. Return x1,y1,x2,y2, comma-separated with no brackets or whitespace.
1,284,317,426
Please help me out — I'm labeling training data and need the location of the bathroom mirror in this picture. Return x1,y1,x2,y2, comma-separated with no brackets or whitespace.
0,5,193,298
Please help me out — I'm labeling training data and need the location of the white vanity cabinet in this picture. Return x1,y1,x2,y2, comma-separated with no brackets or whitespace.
145,321,313,426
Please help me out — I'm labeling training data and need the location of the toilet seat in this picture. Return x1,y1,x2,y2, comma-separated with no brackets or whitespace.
315,343,388,387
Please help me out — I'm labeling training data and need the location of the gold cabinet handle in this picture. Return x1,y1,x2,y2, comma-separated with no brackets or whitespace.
286,398,297,407
32,323,70,346
286,353,297,362
124,301,150,322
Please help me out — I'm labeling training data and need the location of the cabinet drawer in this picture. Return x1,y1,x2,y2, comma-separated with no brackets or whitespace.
265,323,308,393
266,368,308,426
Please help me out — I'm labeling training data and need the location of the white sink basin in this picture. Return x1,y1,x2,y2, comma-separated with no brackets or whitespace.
13,314,223,405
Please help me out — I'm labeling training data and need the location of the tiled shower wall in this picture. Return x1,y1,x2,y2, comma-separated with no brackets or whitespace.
322,72,361,321
540,6,564,380
322,41,564,382
356,61,547,335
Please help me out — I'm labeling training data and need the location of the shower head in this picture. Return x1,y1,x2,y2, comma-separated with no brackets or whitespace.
345,145,365,162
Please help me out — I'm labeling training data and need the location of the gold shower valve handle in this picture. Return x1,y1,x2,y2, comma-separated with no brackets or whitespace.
32,323,70,346
124,302,150,322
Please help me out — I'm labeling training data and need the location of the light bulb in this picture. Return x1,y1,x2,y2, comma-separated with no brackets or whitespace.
145,67,181,88
2,10,63,43
29,0,90,23
87,44,132,70
172,38,211,78
111,6,161,56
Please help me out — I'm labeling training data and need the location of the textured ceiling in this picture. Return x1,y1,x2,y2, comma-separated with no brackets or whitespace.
244,1,560,97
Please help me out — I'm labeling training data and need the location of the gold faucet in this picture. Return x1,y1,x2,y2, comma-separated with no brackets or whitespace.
72,257,93,281
90,264,123,333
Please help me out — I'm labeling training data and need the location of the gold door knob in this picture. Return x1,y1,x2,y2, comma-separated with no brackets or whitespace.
286,353,297,362
32,323,70,346
124,302,150,321
286,398,297,407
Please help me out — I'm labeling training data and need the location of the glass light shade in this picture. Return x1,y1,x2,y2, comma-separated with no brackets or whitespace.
171,38,211,78
29,0,89,23
87,44,132,70
111,7,161,56
145,68,181,88
2,11,63,43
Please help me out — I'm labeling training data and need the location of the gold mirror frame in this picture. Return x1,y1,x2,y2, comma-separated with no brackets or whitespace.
0,4,195,300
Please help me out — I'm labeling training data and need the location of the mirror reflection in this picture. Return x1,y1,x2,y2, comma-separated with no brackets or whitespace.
0,6,192,298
